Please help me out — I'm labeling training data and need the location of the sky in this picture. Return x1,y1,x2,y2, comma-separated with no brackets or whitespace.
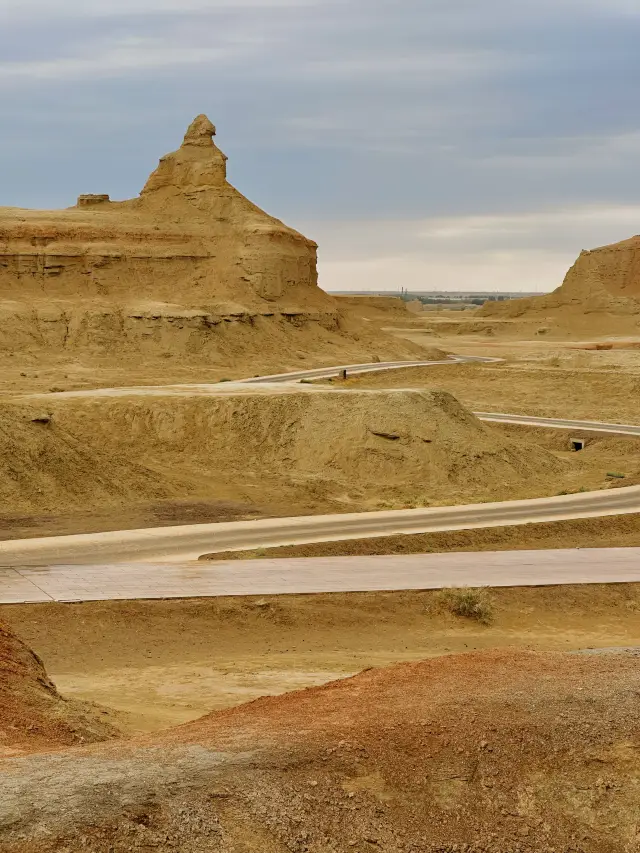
1,0,640,293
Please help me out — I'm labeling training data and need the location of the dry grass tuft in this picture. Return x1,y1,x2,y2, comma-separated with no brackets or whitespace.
437,587,494,625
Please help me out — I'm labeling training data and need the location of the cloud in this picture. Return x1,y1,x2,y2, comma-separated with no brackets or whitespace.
553,0,640,14
309,205,640,292
1,0,640,292
320,251,566,294
1,0,313,19
0,38,255,81
296,49,528,82
475,131,640,172
415,206,640,247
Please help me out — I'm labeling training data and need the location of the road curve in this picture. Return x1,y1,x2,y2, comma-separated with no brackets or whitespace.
1,547,639,603
240,361,640,435
21,359,640,439
1,486,639,566
238,355,501,383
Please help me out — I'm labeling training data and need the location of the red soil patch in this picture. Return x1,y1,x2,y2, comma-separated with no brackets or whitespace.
0,620,117,755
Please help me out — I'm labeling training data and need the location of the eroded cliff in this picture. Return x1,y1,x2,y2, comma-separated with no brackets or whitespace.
0,115,414,369
479,234,640,335
0,115,324,311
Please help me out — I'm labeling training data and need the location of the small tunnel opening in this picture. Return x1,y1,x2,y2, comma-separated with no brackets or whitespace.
570,438,585,452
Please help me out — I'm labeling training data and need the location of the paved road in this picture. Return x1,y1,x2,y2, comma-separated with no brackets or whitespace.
1,486,639,566
476,411,640,437
241,361,640,435
17,357,498,401
237,355,500,383
1,548,638,604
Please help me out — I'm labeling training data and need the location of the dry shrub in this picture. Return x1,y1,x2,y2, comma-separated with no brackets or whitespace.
438,587,494,625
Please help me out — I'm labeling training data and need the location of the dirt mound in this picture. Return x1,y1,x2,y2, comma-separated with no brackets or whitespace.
3,649,640,851
4,388,566,517
479,236,640,336
0,619,117,755
0,402,183,513
0,116,423,369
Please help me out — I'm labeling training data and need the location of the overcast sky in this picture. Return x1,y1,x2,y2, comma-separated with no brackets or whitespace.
2,0,640,293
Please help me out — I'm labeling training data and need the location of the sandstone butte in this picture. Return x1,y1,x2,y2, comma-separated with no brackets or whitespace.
0,115,370,360
479,234,640,332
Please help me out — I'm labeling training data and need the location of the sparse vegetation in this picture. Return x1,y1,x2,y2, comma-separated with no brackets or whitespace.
437,586,494,624
558,486,590,496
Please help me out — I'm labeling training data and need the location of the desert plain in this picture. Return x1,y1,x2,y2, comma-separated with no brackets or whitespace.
2,117,640,852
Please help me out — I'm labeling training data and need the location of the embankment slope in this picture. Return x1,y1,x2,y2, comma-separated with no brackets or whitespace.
0,389,566,518
0,619,116,755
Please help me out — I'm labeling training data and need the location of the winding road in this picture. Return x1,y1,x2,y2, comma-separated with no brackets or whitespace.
237,355,499,383
0,359,639,580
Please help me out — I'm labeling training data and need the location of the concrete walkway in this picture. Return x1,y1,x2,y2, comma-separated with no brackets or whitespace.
1,548,639,604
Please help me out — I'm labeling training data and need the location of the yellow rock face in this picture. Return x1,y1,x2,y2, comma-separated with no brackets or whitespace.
0,114,327,315
478,235,640,335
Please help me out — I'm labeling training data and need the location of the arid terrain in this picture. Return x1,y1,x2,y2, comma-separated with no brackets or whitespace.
478,233,640,337
2,116,640,852
2,638,640,852
4,584,640,735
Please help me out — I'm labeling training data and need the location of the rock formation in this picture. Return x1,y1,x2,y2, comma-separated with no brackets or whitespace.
0,115,325,314
2,115,424,369
479,235,640,334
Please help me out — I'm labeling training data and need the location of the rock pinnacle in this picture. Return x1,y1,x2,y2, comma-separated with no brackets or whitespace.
182,114,216,147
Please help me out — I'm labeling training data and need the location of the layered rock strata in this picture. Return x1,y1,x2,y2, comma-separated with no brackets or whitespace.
0,116,345,358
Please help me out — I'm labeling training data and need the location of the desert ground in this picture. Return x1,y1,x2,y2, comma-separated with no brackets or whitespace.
2,116,640,851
